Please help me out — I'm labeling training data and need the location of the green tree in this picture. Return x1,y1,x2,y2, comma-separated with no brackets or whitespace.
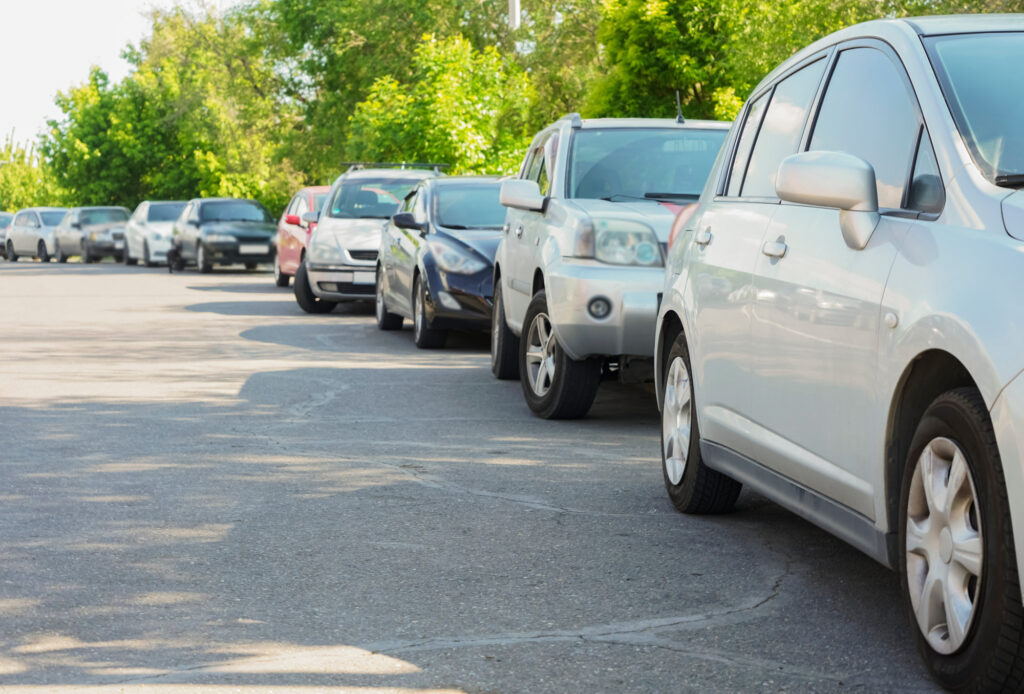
0,136,61,212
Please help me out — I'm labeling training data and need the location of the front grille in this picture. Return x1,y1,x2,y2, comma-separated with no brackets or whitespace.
112,232,124,240
319,282,375,295
348,250,378,262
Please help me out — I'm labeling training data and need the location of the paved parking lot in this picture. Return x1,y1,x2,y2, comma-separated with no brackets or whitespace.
0,262,941,692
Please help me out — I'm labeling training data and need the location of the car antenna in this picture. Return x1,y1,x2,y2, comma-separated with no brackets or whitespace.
675,91,685,124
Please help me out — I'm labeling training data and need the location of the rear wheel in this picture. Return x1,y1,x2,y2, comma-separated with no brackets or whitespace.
37,241,50,263
81,243,93,263
197,244,212,273
490,281,519,380
660,330,741,513
413,276,446,348
375,267,403,330
293,262,336,314
900,388,1024,692
518,290,600,419
274,254,290,287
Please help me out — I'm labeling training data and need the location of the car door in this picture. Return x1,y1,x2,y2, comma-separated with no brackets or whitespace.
179,202,201,260
744,43,929,518
394,185,429,315
8,212,28,252
691,55,828,463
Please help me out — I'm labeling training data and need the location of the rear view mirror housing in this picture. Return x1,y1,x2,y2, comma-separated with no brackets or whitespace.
775,151,879,250
301,211,319,225
393,212,427,235
284,214,301,226
500,179,546,212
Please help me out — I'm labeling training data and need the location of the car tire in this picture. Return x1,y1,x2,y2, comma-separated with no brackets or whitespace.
124,244,137,266
143,241,155,267
412,276,446,348
660,330,741,514
293,262,336,314
37,241,50,263
375,267,403,330
518,290,600,419
82,243,93,263
274,254,290,287
491,281,520,380
7,240,17,262
56,243,67,263
899,387,1024,692
197,243,212,273
245,262,257,270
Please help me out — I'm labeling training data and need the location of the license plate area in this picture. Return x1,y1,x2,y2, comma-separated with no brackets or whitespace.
239,244,269,254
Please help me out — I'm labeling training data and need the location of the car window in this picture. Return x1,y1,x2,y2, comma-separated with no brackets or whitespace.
200,200,272,223
907,130,944,214
40,211,66,226
435,183,506,229
413,188,429,223
726,91,769,196
808,47,920,209
286,195,301,216
742,59,825,198
312,193,328,212
327,178,417,219
147,202,186,222
14,212,29,226
132,204,146,222
295,197,309,217
80,208,128,225
525,145,545,183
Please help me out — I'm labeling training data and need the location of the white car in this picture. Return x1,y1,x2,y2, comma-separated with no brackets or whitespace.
656,15,1024,690
294,166,438,313
5,207,66,262
492,115,728,419
124,200,187,266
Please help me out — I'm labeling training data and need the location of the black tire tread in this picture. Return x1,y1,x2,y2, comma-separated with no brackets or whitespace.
491,281,519,380
293,263,336,314
413,277,446,349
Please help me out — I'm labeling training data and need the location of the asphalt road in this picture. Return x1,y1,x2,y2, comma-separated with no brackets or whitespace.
0,261,942,693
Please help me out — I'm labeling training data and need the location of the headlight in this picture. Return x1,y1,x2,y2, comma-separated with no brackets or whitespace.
428,239,487,275
89,231,100,241
205,233,236,243
308,233,345,263
593,219,663,267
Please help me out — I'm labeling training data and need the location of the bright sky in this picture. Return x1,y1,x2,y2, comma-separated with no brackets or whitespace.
0,1,231,144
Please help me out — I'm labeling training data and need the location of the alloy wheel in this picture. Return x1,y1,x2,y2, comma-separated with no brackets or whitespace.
662,356,692,485
524,311,556,397
906,436,983,654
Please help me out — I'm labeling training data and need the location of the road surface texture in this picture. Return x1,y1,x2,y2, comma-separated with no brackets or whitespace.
0,262,941,693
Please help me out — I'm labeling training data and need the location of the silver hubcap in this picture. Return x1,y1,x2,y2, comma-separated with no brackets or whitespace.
662,356,692,485
524,312,556,397
906,436,983,654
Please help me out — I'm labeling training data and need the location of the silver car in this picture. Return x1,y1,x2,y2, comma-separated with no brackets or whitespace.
295,166,438,313
124,200,187,266
5,207,66,262
655,16,1024,690
492,115,728,419
0,211,13,259
55,207,130,263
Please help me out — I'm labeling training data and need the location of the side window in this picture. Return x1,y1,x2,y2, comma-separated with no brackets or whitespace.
808,47,920,209
525,147,545,182
295,197,309,218
286,195,301,216
742,59,826,198
189,203,200,223
28,213,40,228
726,91,769,196
537,159,550,196
14,212,27,226
907,129,944,213
413,189,428,223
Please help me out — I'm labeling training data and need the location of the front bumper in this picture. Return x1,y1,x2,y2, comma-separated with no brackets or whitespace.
422,265,493,332
85,238,125,256
545,258,663,361
988,372,1024,604
145,237,172,261
204,241,273,266
308,264,376,301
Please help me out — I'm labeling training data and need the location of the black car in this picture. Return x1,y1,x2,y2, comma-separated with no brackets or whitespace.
171,198,276,272
375,176,506,348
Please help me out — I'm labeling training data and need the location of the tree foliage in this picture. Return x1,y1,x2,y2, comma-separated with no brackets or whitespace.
0,136,60,212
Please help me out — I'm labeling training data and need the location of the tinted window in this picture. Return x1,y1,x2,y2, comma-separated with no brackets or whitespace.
809,48,919,209
435,184,506,229
40,211,67,226
313,193,328,212
742,59,826,198
0,213,12,227
907,131,944,213
147,202,186,222
14,212,32,226
328,178,419,219
200,200,272,223
727,92,769,196
80,208,128,225
569,128,727,201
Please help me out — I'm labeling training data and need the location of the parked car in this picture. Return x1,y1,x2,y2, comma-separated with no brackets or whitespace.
170,198,276,273
274,185,329,287
491,114,728,419
6,207,67,262
124,200,187,266
55,207,130,263
0,212,12,259
295,166,439,313
655,16,1024,691
376,176,506,347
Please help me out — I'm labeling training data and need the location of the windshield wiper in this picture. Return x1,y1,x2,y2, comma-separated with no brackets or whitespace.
600,193,648,202
995,174,1024,188
644,192,698,200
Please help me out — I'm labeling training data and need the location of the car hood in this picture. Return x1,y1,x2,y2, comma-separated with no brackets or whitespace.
200,221,276,237
439,228,502,262
82,221,127,234
144,222,175,235
566,199,686,242
315,217,387,249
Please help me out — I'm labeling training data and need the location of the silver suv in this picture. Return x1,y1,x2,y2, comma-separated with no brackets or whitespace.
656,16,1024,690
491,115,728,419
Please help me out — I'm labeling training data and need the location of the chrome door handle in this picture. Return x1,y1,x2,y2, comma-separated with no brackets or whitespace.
762,240,788,258
514,225,524,239
503,223,510,234
695,228,712,246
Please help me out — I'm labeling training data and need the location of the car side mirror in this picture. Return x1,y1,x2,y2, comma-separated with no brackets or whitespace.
188,219,200,227
393,212,427,234
71,222,81,230
775,151,879,250
284,214,301,226
500,179,546,212
302,211,319,225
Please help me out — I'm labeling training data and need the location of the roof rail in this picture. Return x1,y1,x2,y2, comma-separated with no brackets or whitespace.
341,162,451,174
559,113,583,129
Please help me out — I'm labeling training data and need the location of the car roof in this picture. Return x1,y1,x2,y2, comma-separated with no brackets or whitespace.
428,175,503,186
73,206,129,211
300,186,331,193
902,13,1024,35
192,197,262,204
20,207,66,213
340,168,437,181
575,117,731,130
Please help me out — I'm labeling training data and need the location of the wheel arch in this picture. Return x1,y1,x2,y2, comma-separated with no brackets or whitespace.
655,310,685,410
532,269,545,296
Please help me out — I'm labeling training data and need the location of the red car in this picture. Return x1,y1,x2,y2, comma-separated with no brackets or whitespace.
274,185,330,287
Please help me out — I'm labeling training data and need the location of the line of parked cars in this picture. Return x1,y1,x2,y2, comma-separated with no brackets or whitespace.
2,16,1022,691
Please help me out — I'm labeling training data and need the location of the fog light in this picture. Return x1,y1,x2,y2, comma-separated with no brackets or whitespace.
437,291,460,310
318,282,338,292
588,297,612,319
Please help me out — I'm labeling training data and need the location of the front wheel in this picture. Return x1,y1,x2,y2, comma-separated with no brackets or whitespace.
124,244,137,266
274,254,290,287
37,241,50,263
7,240,18,262
660,330,741,513
375,267,403,330
900,387,1024,692
490,281,519,380
518,290,600,419
197,244,212,273
412,276,446,348
293,262,336,314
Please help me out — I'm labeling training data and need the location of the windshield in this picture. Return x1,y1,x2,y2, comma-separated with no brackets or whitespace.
148,202,186,222
200,200,272,223
41,211,67,226
328,178,418,219
0,213,13,226
435,183,506,229
313,193,328,212
80,208,127,226
926,32,1024,184
568,128,726,201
